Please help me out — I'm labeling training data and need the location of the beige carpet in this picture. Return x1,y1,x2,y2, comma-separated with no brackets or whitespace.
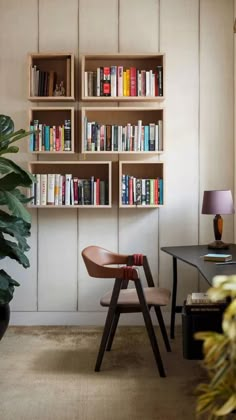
0,326,204,420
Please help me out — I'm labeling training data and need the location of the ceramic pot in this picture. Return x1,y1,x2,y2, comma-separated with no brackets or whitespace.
0,303,10,340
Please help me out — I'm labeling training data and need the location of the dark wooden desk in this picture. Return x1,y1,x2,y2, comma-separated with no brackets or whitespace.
161,244,236,339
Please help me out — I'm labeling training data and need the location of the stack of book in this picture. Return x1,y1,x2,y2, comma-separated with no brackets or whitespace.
185,292,226,313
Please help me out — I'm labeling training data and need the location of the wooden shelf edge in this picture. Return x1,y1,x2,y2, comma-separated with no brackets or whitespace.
81,96,165,101
119,205,162,209
28,96,75,102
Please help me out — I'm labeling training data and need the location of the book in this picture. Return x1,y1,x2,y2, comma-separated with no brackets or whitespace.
47,173,55,205
65,174,72,205
66,57,71,96
187,293,226,307
40,174,47,205
185,294,226,311
203,253,232,262
191,292,211,304
64,119,71,151
103,67,110,96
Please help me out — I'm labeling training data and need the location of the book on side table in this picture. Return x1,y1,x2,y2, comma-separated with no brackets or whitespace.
203,253,232,262
185,293,226,311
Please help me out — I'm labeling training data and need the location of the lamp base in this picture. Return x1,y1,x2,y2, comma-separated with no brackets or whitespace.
208,240,229,250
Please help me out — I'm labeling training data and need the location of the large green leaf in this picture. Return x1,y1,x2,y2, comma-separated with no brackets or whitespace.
0,115,14,137
0,191,31,223
0,172,33,190
0,235,30,267
0,188,33,205
0,156,34,183
0,209,30,250
0,269,19,305
0,146,19,156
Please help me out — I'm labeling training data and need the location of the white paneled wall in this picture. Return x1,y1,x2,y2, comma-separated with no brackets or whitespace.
159,0,199,302
0,0,234,325
199,0,234,246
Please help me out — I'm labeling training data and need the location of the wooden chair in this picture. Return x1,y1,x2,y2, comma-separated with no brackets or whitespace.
82,245,171,377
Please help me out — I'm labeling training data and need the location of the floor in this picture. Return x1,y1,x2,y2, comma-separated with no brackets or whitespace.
0,325,204,420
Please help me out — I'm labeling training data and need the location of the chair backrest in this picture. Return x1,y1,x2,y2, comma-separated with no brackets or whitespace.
82,245,131,279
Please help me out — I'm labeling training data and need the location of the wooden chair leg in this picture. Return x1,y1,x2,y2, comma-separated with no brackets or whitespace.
154,306,171,352
95,278,122,372
106,310,120,351
135,279,166,378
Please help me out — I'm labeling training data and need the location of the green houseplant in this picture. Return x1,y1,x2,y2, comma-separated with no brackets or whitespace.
0,114,35,339
195,274,236,419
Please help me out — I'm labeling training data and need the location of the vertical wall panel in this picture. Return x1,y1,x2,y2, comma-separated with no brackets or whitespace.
78,209,118,311
78,0,119,311
200,0,234,245
39,0,78,52
159,0,199,303
37,0,79,311
0,0,38,311
38,211,78,310
119,0,160,288
79,0,118,53
120,0,159,53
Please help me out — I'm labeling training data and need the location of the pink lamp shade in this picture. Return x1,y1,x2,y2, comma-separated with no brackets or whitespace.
201,190,235,215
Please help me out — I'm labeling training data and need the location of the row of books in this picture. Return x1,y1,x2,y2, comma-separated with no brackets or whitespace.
122,175,163,205
84,119,163,152
84,65,163,97
30,174,108,206
30,66,57,97
30,61,71,97
30,120,71,152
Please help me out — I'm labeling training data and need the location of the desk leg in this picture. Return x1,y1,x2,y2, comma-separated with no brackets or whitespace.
170,257,177,339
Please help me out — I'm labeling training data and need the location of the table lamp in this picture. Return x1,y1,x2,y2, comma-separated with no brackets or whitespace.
201,190,235,249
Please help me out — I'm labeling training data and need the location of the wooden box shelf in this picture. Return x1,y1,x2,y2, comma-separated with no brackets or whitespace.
28,52,75,101
29,107,75,154
81,107,164,154
119,161,164,208
29,161,111,208
81,53,165,101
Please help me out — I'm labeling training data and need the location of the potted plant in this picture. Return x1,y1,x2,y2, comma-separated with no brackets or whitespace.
195,274,236,419
0,114,35,340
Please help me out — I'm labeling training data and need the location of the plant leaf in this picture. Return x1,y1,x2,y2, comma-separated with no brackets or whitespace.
0,156,34,184
215,394,236,416
0,191,31,223
0,235,30,267
0,115,14,137
0,145,19,155
0,209,31,250
0,269,19,305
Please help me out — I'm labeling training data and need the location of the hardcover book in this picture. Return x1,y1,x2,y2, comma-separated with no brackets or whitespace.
203,253,232,262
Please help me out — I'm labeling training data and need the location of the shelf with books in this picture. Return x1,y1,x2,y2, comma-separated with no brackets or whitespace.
81,107,164,154
81,53,164,101
29,107,75,154
28,161,111,208
119,161,164,208
28,52,75,101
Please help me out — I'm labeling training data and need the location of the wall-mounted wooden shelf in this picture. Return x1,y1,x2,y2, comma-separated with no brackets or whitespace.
28,52,75,101
28,161,111,208
81,53,165,101
119,161,164,208
29,107,75,154
81,107,164,154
